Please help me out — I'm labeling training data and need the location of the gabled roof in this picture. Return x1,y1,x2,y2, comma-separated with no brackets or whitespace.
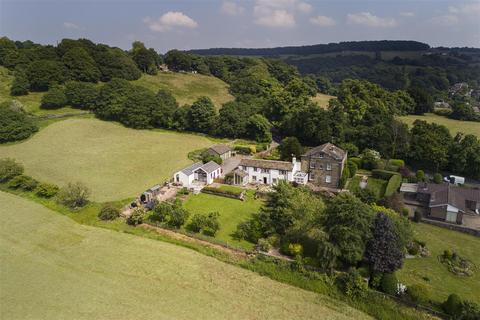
239,158,293,171
418,183,480,212
181,162,203,175
303,143,347,161
197,161,221,174
208,144,231,155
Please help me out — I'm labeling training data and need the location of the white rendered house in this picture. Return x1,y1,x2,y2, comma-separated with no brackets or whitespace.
174,161,222,187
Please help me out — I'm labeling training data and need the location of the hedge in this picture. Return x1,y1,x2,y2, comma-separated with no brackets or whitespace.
372,169,400,180
202,186,244,199
388,159,405,167
349,157,362,169
234,145,253,155
384,174,402,197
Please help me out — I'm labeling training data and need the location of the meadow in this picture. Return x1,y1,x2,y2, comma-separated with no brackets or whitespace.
0,191,369,320
312,93,335,108
133,72,234,108
183,190,263,250
0,118,213,201
347,175,387,199
398,113,480,138
397,223,480,305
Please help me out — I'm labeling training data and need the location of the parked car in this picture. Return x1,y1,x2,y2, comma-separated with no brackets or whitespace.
444,175,465,185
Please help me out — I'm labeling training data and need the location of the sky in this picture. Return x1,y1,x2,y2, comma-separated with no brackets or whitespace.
1,0,479,53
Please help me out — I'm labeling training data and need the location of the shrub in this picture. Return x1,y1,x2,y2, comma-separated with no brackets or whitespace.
40,85,67,109
187,212,220,236
372,169,399,180
443,293,462,316
401,208,409,217
407,284,430,305
339,166,349,189
98,203,121,221
177,187,189,195
355,188,377,204
7,175,38,190
380,273,398,295
407,243,419,255
0,102,38,143
340,143,359,157
413,211,422,223
384,174,402,197
347,160,358,177
361,149,381,170
234,217,262,243
35,182,59,198
0,158,24,182
256,238,271,252
388,159,405,168
433,173,443,184
339,268,368,299
149,200,190,228
458,301,480,319
288,243,303,256
201,153,222,165
224,172,234,185
349,157,362,169
416,170,426,182
56,182,90,209
126,208,146,226
234,145,253,155
202,186,243,197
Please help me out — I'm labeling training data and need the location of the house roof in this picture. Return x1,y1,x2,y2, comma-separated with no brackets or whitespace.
146,184,161,193
233,168,248,177
197,161,221,174
208,144,231,155
239,158,293,171
417,183,480,212
302,143,347,161
181,162,204,175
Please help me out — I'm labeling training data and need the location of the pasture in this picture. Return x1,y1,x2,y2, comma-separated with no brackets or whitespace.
0,191,369,320
398,113,480,138
183,190,263,250
312,93,335,108
133,72,234,108
397,223,480,304
0,118,212,201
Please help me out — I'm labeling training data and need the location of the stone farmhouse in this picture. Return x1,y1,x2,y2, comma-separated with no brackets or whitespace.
174,161,222,187
301,143,347,188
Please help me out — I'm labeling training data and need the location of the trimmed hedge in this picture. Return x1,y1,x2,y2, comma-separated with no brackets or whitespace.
384,174,402,197
372,169,400,180
388,159,405,167
202,186,244,199
234,145,253,155
349,157,362,169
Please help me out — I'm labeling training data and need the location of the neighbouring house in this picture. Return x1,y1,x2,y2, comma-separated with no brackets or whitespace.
174,161,222,187
401,182,480,224
206,144,232,161
301,143,347,189
140,184,162,203
233,157,307,186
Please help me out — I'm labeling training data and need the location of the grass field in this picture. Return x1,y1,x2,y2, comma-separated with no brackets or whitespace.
347,176,387,199
133,72,234,108
398,113,480,138
183,190,263,250
312,93,335,108
397,223,480,305
0,118,213,201
0,191,369,320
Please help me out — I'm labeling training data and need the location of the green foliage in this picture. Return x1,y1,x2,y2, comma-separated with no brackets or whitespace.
202,186,243,197
384,174,402,197
349,157,362,169
347,160,358,178
149,199,190,228
62,47,100,82
413,211,422,223
408,87,433,115
10,71,29,96
234,145,253,155
126,208,146,226
64,81,98,110
388,159,405,168
361,149,381,170
216,101,253,138
339,268,368,299
443,293,462,316
380,273,398,295
339,165,349,189
415,170,425,182
0,102,38,143
354,188,377,204
95,47,141,81
187,211,220,236
278,137,303,161
40,85,67,109
34,182,59,198
152,89,178,129
371,205,413,249
56,182,90,209
407,284,430,305
7,174,38,190
0,158,24,182
433,173,443,184
130,41,159,74
449,134,480,180
98,203,120,221
187,96,216,134
26,59,65,91
247,114,272,143
234,216,263,243
371,170,399,180
201,153,222,165
340,142,359,157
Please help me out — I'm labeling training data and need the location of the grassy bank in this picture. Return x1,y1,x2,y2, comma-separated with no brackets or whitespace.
398,113,480,138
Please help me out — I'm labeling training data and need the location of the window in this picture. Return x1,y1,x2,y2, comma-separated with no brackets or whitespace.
252,175,257,181
272,178,277,184
319,153,324,158
309,173,315,181
326,163,332,171
279,170,287,175
310,162,315,169
326,175,331,183
253,167,258,172
261,168,269,173
319,164,324,170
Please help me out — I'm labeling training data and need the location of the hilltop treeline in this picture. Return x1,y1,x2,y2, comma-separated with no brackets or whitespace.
189,40,430,56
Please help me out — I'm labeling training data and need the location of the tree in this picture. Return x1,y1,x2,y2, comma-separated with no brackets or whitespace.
408,87,433,115
35,182,59,198
62,47,100,82
10,71,30,96
64,81,98,110
120,86,157,129
56,182,90,209
187,96,216,134
216,101,252,138
130,41,158,74
365,212,404,273
164,49,193,72
0,102,38,143
95,78,133,121
0,158,24,182
278,137,303,161
150,199,190,228
443,294,462,317
246,114,272,143
322,193,374,265
98,203,120,220
94,47,141,81
187,212,220,236
449,134,480,180
26,60,65,91
151,89,178,129
41,85,67,109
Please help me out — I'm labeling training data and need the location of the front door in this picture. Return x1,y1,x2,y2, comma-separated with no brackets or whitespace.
263,177,268,184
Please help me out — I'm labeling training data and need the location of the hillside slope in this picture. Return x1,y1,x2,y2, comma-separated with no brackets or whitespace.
0,191,370,320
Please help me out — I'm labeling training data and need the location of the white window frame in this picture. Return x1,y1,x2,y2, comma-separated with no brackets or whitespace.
326,163,332,171
326,175,332,183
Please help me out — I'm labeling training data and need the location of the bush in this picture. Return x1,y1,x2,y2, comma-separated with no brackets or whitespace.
40,85,67,109
0,158,24,182
355,188,377,204
187,212,220,236
126,208,146,226
234,145,253,155
443,293,462,316
413,211,422,223
201,153,222,165
384,174,402,197
149,200,190,228
388,159,405,168
340,143,359,157
256,238,271,252
64,81,98,110
349,157,362,170
56,182,90,209
347,160,358,178
0,102,38,143
416,170,426,182
433,173,443,184
202,186,243,197
372,169,399,180
35,182,59,198
401,208,409,217
407,284,430,305
234,218,262,243
339,268,368,299
380,273,398,295
7,175,38,190
177,187,189,195
98,203,121,221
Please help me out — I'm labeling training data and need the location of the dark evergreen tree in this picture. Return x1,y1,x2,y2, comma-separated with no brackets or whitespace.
278,137,303,161
62,47,100,82
10,71,30,96
40,85,67,109
187,96,216,134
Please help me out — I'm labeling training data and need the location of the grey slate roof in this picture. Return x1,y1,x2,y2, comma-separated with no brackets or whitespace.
208,144,232,155
181,162,203,175
417,183,480,212
233,168,248,177
197,161,221,174
239,158,293,171
303,143,347,161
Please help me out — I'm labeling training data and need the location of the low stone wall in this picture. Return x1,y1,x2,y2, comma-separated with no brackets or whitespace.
422,218,480,237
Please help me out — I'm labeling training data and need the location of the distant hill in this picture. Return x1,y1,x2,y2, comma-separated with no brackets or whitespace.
189,40,430,56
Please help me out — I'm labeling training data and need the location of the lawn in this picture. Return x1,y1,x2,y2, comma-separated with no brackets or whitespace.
133,72,234,108
397,223,480,305
347,175,387,199
312,93,335,108
0,191,368,320
0,118,213,201
398,113,480,138
183,190,263,250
